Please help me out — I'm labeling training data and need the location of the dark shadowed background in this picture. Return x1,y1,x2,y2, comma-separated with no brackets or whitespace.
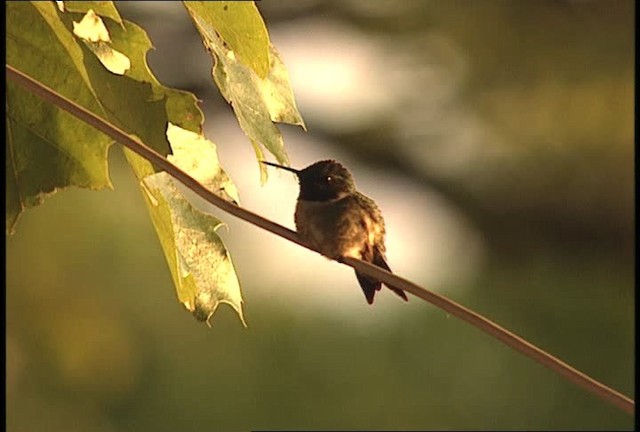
6,1,634,430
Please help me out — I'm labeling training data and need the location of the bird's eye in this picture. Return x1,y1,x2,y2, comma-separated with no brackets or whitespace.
326,176,332,182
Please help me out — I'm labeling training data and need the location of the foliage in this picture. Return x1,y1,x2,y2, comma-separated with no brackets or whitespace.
5,1,305,325
5,2,634,429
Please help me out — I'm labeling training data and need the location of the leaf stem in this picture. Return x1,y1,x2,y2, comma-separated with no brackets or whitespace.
6,64,634,416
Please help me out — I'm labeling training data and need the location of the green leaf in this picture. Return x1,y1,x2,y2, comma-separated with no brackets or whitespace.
7,1,244,326
186,5,306,181
6,1,113,233
63,1,124,25
165,123,240,205
183,1,270,79
6,1,203,233
123,125,245,327
72,9,131,74
104,18,204,134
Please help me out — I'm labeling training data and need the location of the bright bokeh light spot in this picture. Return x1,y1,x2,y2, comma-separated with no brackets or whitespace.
270,19,395,131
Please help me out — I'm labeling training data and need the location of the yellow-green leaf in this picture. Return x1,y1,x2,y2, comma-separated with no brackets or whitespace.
188,10,306,182
63,1,123,25
123,127,245,327
6,1,203,233
183,1,270,79
6,1,112,233
72,9,131,74
166,123,240,205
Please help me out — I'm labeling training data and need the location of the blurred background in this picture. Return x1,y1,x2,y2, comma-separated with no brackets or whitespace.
6,1,634,430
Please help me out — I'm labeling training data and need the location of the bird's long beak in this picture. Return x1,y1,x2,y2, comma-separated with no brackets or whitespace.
260,160,300,174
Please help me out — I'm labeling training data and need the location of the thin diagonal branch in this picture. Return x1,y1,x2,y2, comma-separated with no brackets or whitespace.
6,64,634,415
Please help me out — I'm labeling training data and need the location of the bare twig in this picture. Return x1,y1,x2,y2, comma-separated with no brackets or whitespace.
6,64,634,415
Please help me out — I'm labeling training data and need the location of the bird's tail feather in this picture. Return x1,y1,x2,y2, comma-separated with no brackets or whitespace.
355,248,408,304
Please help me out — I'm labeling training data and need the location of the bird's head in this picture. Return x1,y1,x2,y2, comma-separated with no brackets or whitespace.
261,159,356,201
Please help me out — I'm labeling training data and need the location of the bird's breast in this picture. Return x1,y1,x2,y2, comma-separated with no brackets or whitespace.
294,196,384,260
294,200,336,256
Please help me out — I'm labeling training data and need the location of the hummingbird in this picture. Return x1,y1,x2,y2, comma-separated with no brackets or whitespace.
262,159,408,304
